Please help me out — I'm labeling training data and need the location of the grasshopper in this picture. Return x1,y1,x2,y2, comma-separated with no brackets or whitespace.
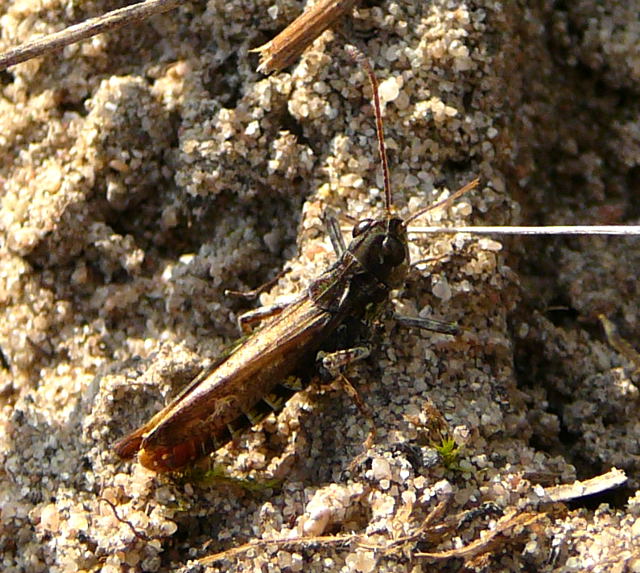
113,49,468,473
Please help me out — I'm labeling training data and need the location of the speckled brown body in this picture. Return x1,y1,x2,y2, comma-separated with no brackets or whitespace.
114,217,408,472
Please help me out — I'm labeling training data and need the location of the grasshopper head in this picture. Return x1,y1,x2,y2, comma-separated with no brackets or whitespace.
350,215,409,288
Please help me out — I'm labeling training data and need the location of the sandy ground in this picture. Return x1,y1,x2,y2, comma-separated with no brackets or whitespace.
1,0,639,571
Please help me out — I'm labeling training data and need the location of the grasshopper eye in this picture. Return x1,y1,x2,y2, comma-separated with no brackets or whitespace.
382,235,406,266
353,219,374,237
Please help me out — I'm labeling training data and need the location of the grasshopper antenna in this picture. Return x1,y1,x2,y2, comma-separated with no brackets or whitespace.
405,178,480,226
345,45,392,216
346,46,479,223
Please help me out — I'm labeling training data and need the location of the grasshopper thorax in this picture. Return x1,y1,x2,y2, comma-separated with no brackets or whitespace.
349,215,409,289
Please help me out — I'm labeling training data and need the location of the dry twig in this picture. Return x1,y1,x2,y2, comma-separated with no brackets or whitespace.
253,0,358,73
415,510,543,562
0,0,181,71
541,467,628,503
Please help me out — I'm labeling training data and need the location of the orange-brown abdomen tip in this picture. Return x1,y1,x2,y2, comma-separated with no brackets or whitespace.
138,441,199,473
